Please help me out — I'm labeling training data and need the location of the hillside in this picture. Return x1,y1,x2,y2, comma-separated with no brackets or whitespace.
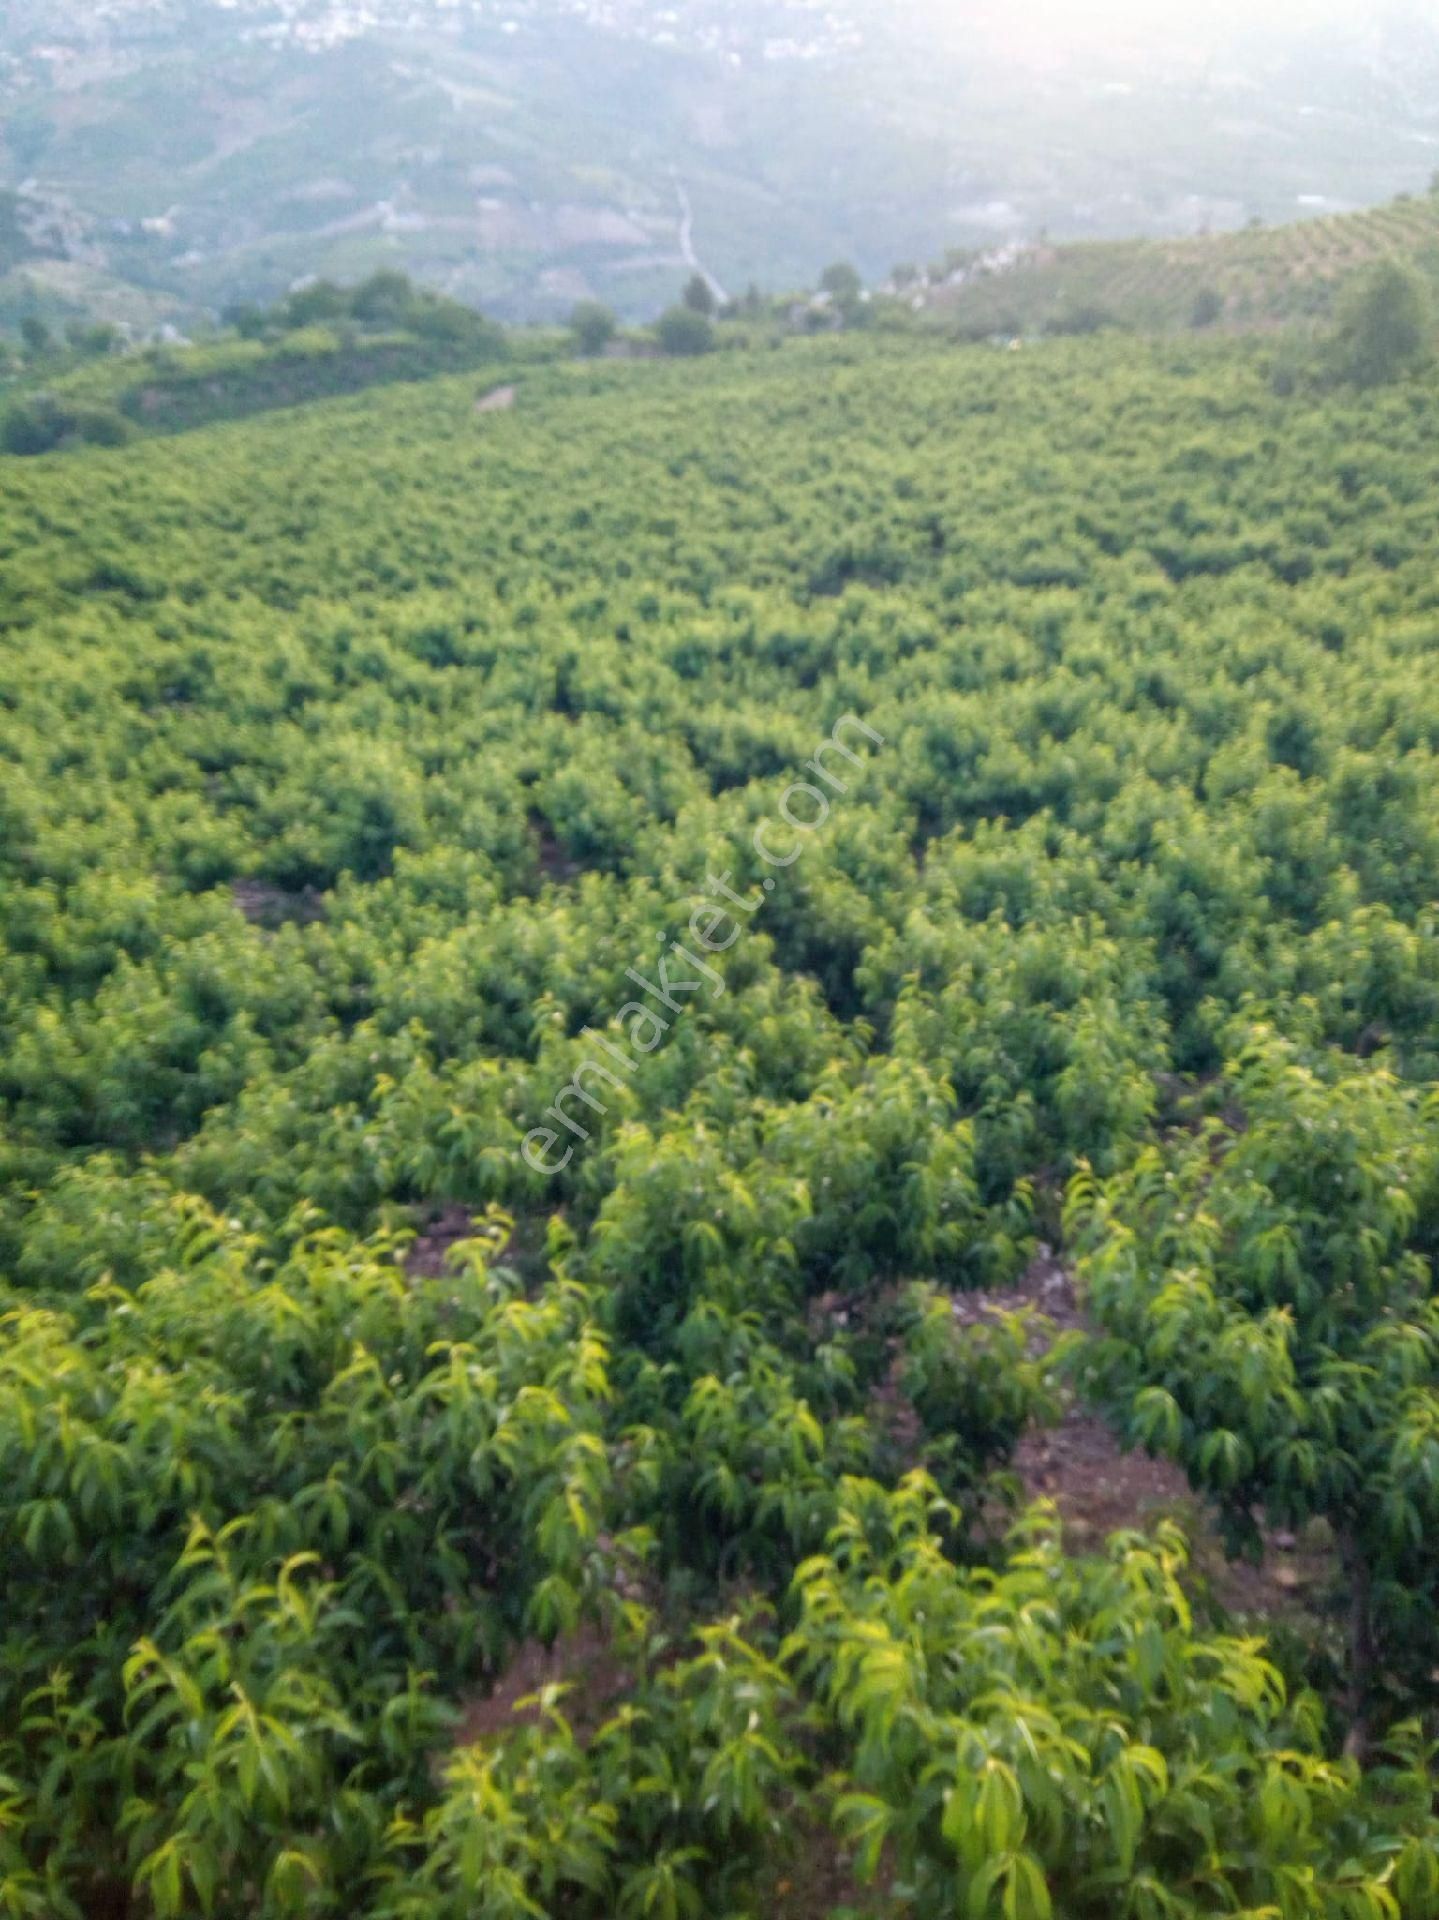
5,1,1439,329
12,183,1439,460
4,328,1439,1915
0,270,520,452
923,189,1439,336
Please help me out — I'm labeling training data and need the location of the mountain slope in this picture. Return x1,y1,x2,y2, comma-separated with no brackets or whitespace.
6,0,1439,327
921,190,1439,336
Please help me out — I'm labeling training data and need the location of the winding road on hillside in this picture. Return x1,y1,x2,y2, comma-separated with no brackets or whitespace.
672,171,729,307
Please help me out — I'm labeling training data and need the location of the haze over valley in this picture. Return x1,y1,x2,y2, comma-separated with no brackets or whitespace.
4,0,1439,326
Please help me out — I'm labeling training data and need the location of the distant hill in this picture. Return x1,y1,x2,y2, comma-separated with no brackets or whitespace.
918,193,1439,339
5,1,1439,330
0,192,36,276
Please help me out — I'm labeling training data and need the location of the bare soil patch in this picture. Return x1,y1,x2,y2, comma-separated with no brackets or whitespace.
231,878,326,929
452,1622,628,1747
965,1247,1335,1626
404,1203,558,1290
403,1203,481,1280
528,808,584,884
766,1823,889,1920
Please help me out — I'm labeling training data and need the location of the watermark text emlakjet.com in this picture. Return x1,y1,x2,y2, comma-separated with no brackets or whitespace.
522,712,884,1174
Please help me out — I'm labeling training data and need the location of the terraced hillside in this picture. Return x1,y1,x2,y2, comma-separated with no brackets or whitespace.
927,191,1439,337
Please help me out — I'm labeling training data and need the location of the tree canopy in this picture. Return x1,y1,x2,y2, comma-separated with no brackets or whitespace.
2,329,1439,1916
